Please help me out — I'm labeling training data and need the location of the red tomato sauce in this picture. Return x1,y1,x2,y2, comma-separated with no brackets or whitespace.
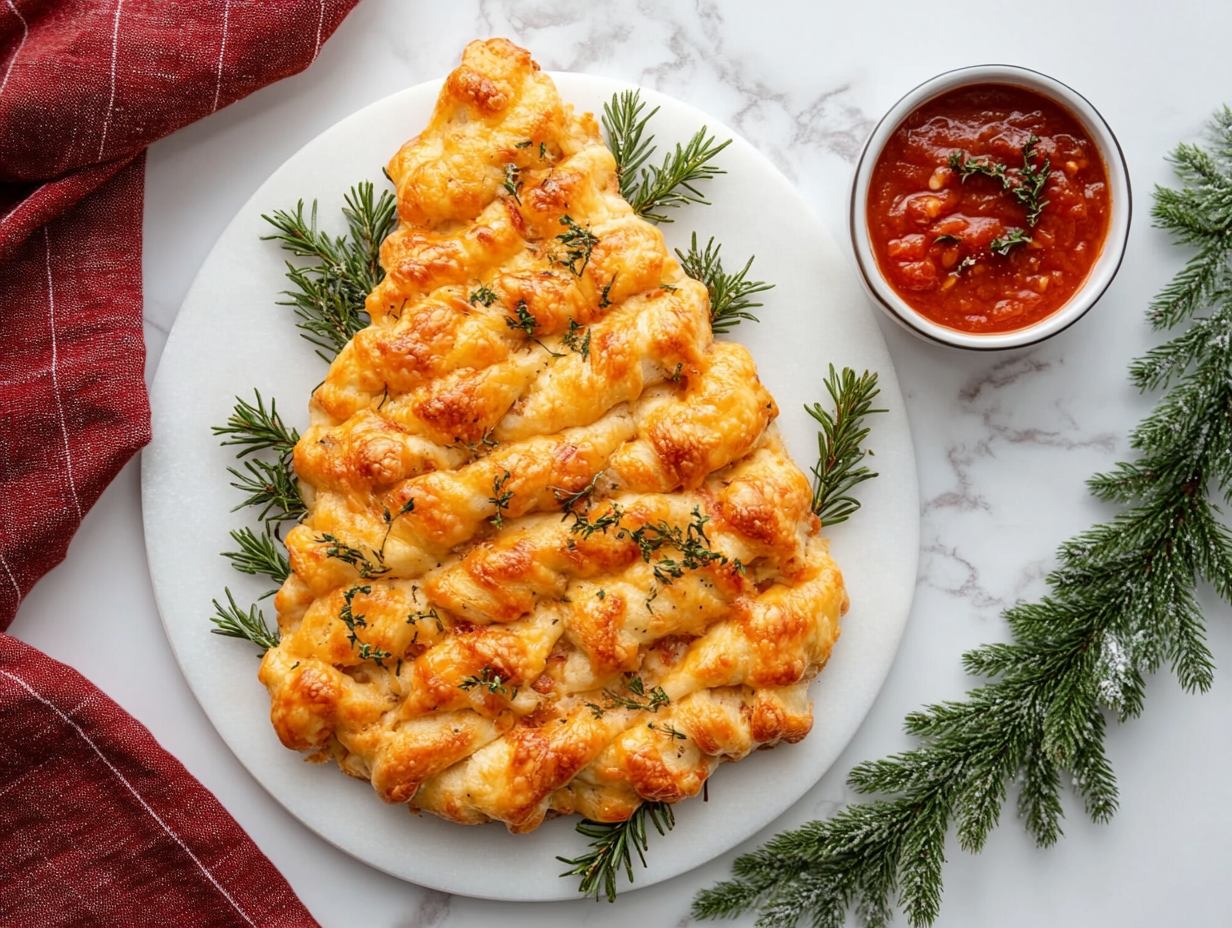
867,85,1111,334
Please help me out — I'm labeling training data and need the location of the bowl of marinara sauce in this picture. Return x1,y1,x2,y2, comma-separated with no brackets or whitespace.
851,65,1131,349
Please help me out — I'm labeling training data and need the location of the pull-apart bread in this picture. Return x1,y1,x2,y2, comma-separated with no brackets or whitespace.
258,37,848,833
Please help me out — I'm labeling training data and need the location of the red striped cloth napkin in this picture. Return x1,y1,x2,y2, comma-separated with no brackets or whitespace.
0,2,358,924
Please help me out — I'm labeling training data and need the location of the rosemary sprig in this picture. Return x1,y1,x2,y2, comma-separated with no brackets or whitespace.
227,457,307,525
212,391,300,458
210,588,279,655
557,801,677,902
693,109,1232,928
806,366,886,526
222,526,291,585
262,181,396,360
630,128,731,223
676,233,773,334
602,90,660,203
600,89,731,223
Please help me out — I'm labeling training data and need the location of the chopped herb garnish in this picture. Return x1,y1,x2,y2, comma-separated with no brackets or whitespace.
561,318,591,359
469,284,498,306
459,666,509,696
502,162,523,204
555,215,600,276
990,228,1032,256
315,533,389,578
489,470,514,529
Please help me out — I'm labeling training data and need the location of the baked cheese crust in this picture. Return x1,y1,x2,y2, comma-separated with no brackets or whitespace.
258,37,848,833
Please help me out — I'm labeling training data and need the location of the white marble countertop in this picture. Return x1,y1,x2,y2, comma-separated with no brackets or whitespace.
11,2,1232,925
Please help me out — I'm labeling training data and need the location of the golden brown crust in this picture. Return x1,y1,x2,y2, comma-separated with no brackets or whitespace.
259,38,847,832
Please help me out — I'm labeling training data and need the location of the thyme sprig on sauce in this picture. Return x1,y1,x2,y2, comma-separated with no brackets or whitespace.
989,227,1032,256
948,134,1052,227
489,471,514,529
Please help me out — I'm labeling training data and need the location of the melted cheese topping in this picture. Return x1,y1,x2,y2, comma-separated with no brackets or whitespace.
259,37,849,833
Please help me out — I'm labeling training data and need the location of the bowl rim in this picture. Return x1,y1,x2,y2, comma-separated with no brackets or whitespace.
850,63,1132,350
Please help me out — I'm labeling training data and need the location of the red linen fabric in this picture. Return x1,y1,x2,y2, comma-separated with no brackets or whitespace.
0,635,313,927
0,2,360,924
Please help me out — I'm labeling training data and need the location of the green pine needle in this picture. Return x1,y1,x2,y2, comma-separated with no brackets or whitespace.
676,232,774,334
693,108,1232,928
210,588,279,655
807,366,886,526
261,181,396,360
558,801,676,902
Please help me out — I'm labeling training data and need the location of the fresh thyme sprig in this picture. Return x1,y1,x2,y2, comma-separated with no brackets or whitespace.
989,227,1032,256
557,801,677,902
806,366,886,526
585,674,671,717
222,526,291,585
948,134,1051,227
622,507,728,585
555,215,600,276
262,181,396,360
676,233,773,334
489,471,514,529
601,89,731,223
210,588,279,655
459,667,510,696
561,318,592,359
693,109,1232,928
315,533,390,579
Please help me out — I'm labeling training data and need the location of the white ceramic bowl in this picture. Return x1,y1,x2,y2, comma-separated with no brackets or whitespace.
850,65,1131,350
